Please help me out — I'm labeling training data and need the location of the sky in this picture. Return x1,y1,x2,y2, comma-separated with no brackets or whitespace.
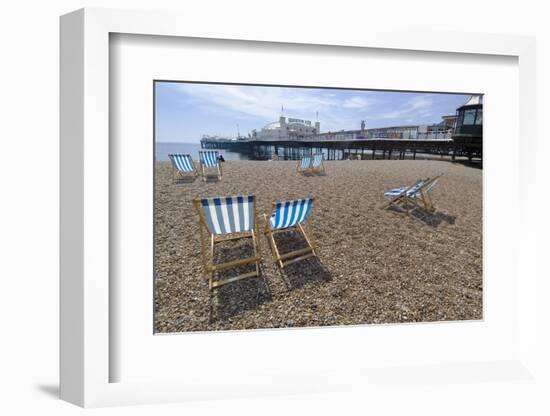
155,82,471,143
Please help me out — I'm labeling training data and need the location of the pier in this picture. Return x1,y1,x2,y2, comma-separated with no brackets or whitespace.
200,138,475,161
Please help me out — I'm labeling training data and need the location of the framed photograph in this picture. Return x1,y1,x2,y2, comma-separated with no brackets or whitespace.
153,80,481,335
60,8,538,408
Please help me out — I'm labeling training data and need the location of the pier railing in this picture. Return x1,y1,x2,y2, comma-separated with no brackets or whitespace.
417,132,453,140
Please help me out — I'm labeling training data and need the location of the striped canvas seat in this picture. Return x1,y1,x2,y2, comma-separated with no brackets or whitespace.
167,153,197,182
168,153,194,172
199,151,220,168
198,196,255,235
192,195,261,290
423,178,439,193
299,156,311,170
384,178,428,198
264,197,318,268
198,150,222,181
269,198,314,230
312,153,323,169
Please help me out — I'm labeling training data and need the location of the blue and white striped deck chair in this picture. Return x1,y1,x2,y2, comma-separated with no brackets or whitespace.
198,150,222,181
263,198,317,268
311,153,325,174
168,153,197,182
192,195,261,290
296,155,312,175
383,175,441,213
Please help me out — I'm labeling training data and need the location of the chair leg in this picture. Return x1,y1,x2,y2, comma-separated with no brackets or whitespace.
415,191,435,213
421,194,428,212
198,224,212,286
209,234,218,287
251,229,261,277
297,223,316,256
270,232,283,269
250,228,266,297
263,214,283,268
208,290,214,322
425,192,435,212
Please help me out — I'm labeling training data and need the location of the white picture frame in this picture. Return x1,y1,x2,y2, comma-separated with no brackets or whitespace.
60,8,538,408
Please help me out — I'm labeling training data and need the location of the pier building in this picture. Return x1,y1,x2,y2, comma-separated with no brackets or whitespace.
252,116,320,141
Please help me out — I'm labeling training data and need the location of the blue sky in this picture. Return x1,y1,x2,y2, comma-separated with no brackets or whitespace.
155,82,470,143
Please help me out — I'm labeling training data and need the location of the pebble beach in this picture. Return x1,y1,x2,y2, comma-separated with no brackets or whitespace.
154,159,482,333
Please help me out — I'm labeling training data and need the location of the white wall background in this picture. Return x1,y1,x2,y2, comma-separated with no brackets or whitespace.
0,1,548,415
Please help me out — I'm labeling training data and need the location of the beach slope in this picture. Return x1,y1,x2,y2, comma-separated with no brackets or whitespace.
154,160,482,332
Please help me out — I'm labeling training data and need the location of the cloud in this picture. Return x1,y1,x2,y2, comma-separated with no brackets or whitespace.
341,96,372,109
171,83,381,132
160,83,463,137
377,94,434,120
175,83,339,123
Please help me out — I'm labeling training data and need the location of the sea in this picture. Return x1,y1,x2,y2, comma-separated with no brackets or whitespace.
155,142,249,162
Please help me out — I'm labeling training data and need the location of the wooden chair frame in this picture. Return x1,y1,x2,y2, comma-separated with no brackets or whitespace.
192,198,261,290
263,201,317,269
199,161,222,182
171,160,199,183
383,175,441,214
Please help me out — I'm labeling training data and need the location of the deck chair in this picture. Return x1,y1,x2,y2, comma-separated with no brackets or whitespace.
192,195,261,290
264,197,317,268
168,153,198,182
383,175,441,213
198,150,222,181
296,155,312,175
311,153,325,174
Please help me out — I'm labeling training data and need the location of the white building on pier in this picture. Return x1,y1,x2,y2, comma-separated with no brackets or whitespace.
252,116,320,141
